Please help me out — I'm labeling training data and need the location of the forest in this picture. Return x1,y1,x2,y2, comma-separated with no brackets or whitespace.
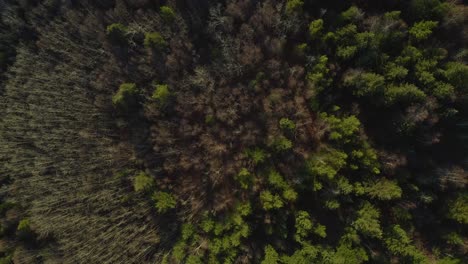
0,0,467,263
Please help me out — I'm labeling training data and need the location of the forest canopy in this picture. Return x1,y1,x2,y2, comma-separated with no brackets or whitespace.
0,0,467,263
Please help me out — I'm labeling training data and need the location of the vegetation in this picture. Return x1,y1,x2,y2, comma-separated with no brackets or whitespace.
0,0,466,263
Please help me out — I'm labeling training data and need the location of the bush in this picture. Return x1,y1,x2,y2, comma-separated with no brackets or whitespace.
160,6,176,23
152,191,177,213
133,171,154,192
106,23,128,44
144,32,167,50
112,83,139,109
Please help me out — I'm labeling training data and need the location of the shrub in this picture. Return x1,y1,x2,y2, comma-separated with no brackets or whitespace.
133,171,154,192
144,32,167,50
112,83,138,109
160,6,176,23
106,23,128,44
153,191,177,213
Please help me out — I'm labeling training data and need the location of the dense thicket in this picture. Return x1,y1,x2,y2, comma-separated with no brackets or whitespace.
0,0,466,263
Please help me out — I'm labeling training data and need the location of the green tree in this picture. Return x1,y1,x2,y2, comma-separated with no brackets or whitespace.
160,6,176,23
325,243,368,264
384,225,428,263
309,19,324,39
283,188,298,202
445,62,468,90
279,118,296,131
409,0,446,21
106,23,128,44
343,71,385,97
152,84,171,105
448,193,468,224
307,55,330,89
285,0,304,15
384,63,408,81
144,32,167,50
306,147,348,179
271,136,293,152
352,202,383,238
366,179,402,200
268,170,287,190
246,148,267,165
384,83,426,105
112,83,139,109
320,113,360,144
295,211,313,242
260,191,284,210
261,245,279,264
341,6,364,23
409,21,438,41
432,82,455,100
235,168,252,189
152,191,177,213
337,45,358,60
133,171,154,192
